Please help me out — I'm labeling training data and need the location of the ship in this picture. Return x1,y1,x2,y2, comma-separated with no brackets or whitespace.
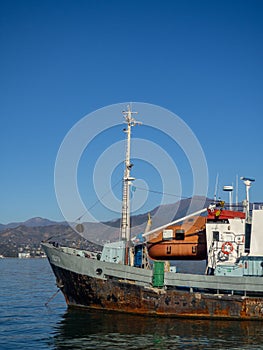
42,106,263,320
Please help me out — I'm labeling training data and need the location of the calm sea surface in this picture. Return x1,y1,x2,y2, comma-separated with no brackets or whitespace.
1,258,263,349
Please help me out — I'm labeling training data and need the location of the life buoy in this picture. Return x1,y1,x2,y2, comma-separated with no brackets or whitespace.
221,241,234,255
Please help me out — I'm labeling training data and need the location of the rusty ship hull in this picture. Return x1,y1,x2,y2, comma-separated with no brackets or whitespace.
42,242,263,320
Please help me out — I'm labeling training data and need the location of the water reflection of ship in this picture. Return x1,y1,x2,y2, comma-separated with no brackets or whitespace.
52,308,263,349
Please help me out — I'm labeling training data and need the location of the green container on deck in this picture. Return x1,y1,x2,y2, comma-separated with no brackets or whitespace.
152,261,165,287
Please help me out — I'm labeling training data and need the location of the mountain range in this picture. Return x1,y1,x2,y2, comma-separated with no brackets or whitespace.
0,196,211,257
0,217,64,231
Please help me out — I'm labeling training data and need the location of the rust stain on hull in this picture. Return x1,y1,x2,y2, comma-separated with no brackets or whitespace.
51,264,263,320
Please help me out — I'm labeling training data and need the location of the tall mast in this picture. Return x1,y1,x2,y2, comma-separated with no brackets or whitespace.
121,105,141,243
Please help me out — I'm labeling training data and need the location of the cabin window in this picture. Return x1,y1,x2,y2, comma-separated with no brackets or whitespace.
175,229,185,240
213,231,219,241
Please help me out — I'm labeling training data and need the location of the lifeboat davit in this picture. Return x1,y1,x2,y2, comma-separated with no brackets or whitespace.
146,216,207,260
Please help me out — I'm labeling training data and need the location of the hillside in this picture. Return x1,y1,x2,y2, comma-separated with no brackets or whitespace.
0,196,211,257
0,224,102,257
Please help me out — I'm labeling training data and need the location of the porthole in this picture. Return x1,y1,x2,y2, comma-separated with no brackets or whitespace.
96,268,103,276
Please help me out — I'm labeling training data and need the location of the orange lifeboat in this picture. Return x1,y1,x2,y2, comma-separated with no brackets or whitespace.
146,216,207,260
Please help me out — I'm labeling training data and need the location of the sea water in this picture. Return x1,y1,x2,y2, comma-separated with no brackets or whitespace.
1,258,263,349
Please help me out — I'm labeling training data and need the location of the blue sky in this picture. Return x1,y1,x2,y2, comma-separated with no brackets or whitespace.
0,0,263,224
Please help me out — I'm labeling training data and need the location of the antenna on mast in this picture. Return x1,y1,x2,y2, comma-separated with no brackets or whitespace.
213,173,219,201
235,174,239,206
